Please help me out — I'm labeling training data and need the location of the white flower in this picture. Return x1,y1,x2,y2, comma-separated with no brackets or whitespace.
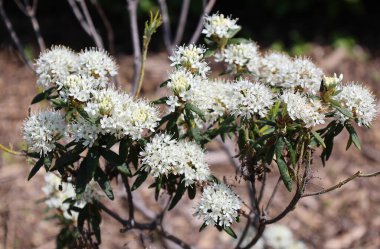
167,68,198,97
230,80,274,118
35,46,78,89
220,42,260,70
42,173,101,221
263,225,294,249
202,13,240,39
323,73,343,88
140,134,210,186
166,95,180,113
22,110,66,155
255,52,295,88
69,117,101,147
78,48,117,86
194,183,241,227
333,83,377,126
282,91,325,128
58,74,96,102
292,57,323,94
185,79,236,125
169,44,210,77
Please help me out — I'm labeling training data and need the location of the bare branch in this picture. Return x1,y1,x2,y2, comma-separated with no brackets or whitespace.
122,175,135,221
0,0,34,70
173,0,190,47
78,0,104,48
66,0,90,34
189,0,216,44
239,217,266,249
90,0,115,54
264,177,281,213
126,0,142,94
157,0,172,52
302,170,380,198
235,214,252,249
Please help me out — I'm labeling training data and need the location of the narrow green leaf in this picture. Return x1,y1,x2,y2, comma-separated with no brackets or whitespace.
159,79,169,87
276,137,292,192
204,49,216,58
101,149,123,166
119,138,130,161
53,152,81,171
76,148,99,195
31,87,55,104
185,103,206,122
345,122,361,150
223,226,237,239
199,222,207,232
94,168,114,200
311,130,326,148
117,163,131,176
168,181,186,210
283,138,296,167
152,96,169,105
28,157,44,180
131,171,148,191
187,185,196,200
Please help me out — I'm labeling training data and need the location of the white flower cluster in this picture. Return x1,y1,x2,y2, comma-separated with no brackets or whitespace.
256,225,307,249
202,13,240,39
42,173,100,221
333,83,377,126
282,91,325,128
140,134,210,186
167,68,198,97
247,52,323,94
36,47,117,103
230,80,274,118
218,42,260,73
22,110,66,155
169,44,210,77
194,183,241,227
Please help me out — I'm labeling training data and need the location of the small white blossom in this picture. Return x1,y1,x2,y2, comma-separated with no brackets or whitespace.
334,83,377,126
58,74,96,102
255,52,295,88
169,44,210,77
42,173,101,221
263,225,294,249
140,134,210,186
78,48,117,86
219,42,260,71
323,73,343,88
292,57,323,93
230,80,274,118
69,117,101,147
202,13,240,39
167,68,198,97
166,95,180,113
35,46,78,89
194,183,241,227
282,91,325,128
22,110,66,155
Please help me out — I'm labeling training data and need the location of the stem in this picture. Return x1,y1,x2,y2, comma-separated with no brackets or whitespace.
173,0,190,48
235,215,252,249
239,218,266,249
264,177,281,213
189,0,216,44
0,144,23,156
134,34,148,97
91,0,115,55
122,175,135,221
157,0,172,53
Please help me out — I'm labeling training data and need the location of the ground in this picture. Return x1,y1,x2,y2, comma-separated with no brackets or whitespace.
0,45,380,249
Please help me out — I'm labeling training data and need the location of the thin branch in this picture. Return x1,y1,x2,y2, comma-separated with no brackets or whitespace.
78,0,104,48
173,0,190,47
265,177,281,213
0,0,34,70
302,170,380,198
189,0,216,44
157,0,171,53
257,171,266,205
66,0,90,34
239,217,266,249
90,0,115,54
126,0,142,94
235,214,252,249
97,201,128,226
122,175,135,221
158,228,191,249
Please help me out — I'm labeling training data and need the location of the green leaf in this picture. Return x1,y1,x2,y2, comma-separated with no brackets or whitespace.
168,180,186,210
345,122,361,150
119,138,130,161
159,79,169,87
311,130,326,148
185,103,206,122
187,185,196,200
152,96,169,105
117,163,131,176
53,152,81,172
90,206,102,244
223,226,237,239
227,37,250,44
204,49,216,58
131,171,148,191
199,222,207,232
283,138,296,167
94,168,114,200
28,157,44,180
226,27,241,38
276,137,292,192
31,87,55,104
101,149,123,166
330,100,354,119
76,148,99,195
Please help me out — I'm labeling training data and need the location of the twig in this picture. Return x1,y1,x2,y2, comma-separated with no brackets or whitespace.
66,0,90,34
126,0,142,95
122,175,135,221
158,228,191,249
0,144,23,156
90,0,115,54
265,177,281,213
0,0,34,70
173,0,190,48
78,0,104,48
157,0,172,53
235,214,252,249
302,170,380,198
97,201,128,226
257,171,266,205
239,217,266,249
189,0,216,44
